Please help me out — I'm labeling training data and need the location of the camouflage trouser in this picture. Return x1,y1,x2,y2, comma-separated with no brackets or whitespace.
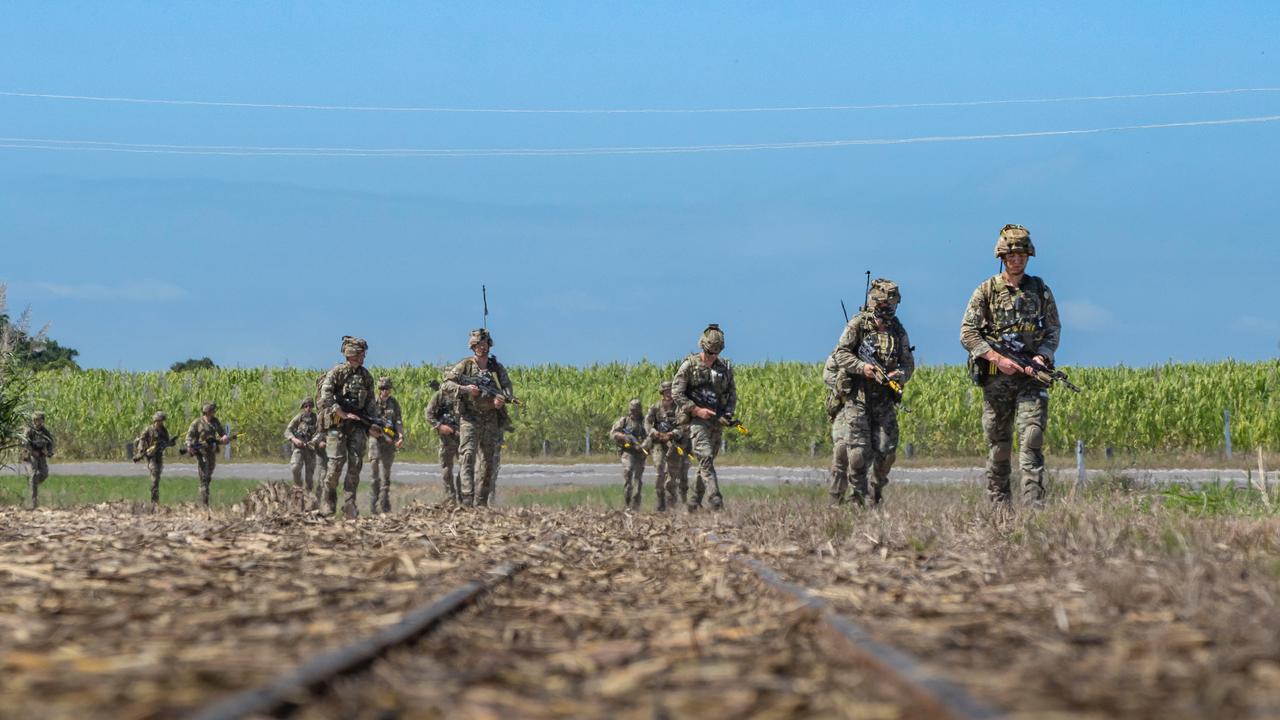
982,374,1050,503
195,449,217,507
653,441,690,509
147,456,163,503
324,424,368,518
369,440,395,515
688,421,724,510
439,434,460,502
289,447,317,491
830,398,899,504
620,451,645,510
28,456,48,508
459,415,501,507
314,448,329,503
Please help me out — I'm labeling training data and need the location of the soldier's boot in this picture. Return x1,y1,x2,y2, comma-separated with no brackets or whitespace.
199,481,211,508
656,492,667,512
849,490,867,508
708,493,724,511
150,479,160,504
871,486,883,506
29,479,38,509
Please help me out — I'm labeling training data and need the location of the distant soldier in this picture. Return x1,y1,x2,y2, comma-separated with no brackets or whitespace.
830,279,915,506
646,381,690,511
425,382,462,503
319,336,378,518
611,398,649,511
672,324,738,512
960,224,1061,504
368,376,405,515
311,375,329,503
22,411,54,508
285,398,320,492
822,351,854,504
134,411,174,503
185,402,230,507
441,328,514,508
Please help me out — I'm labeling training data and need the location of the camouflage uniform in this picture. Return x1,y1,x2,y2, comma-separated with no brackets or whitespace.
672,324,737,511
135,412,171,503
611,400,648,510
441,329,514,508
425,386,462,502
368,379,404,515
320,336,378,517
822,352,853,503
186,406,226,507
830,281,915,505
285,402,320,491
959,225,1061,503
22,413,54,508
646,384,690,510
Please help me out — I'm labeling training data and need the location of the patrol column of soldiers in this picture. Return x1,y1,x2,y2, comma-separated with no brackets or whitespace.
610,399,648,511
185,402,229,507
646,381,689,511
425,381,462,503
22,411,54,508
368,376,405,514
960,224,1060,504
828,279,914,506
672,324,737,512
134,411,172,503
285,398,320,492
442,328,513,508
319,336,378,518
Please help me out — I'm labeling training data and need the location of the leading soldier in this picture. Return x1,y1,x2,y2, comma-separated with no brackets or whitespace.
960,224,1062,504
610,399,649,511
442,328,514,508
319,336,378,517
22,411,54,508
672,324,737,512
830,279,915,506
285,398,320,492
134,411,173,504
646,381,689,511
368,376,405,515
185,402,229,507
425,381,462,503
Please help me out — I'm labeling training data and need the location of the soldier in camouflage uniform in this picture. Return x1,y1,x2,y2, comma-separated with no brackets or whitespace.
646,381,690,511
285,398,320,492
960,224,1061,504
442,328,514,508
22,411,54,509
425,382,462,503
611,399,649,511
134,411,173,503
319,336,379,518
186,402,230,507
672,324,738,512
822,351,853,504
368,376,405,515
830,279,915,506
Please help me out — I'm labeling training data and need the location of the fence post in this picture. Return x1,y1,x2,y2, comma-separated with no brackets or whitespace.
1257,447,1272,509
225,423,233,460
1224,410,1233,459
809,440,817,458
542,439,550,457
906,443,915,460
1075,440,1086,497
584,428,590,456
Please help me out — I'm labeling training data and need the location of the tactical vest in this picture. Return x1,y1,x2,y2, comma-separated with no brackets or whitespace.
985,275,1048,352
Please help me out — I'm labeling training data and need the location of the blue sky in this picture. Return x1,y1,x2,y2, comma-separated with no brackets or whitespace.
2,2,1278,370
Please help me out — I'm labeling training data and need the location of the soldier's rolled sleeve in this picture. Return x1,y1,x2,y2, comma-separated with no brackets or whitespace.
186,420,200,445
897,327,916,383
832,321,869,376
1036,286,1061,362
285,414,299,441
425,392,443,428
671,362,695,416
959,288,993,359
722,364,738,416
644,406,659,438
440,360,468,394
320,370,341,415
610,416,627,437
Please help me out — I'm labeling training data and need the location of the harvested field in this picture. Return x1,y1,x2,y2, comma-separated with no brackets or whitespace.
2,483,1279,719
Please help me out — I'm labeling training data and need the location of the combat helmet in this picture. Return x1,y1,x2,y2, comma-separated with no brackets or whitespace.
153,411,167,422
378,376,393,390
469,328,493,349
994,224,1036,258
699,324,725,354
867,278,900,316
341,335,368,358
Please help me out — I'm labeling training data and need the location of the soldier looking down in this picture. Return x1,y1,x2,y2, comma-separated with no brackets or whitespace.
425,382,462,503
135,411,172,504
646,381,689,511
671,324,738,512
610,398,649,511
286,398,320,492
442,328,514,508
368,376,404,515
319,336,378,517
186,402,229,507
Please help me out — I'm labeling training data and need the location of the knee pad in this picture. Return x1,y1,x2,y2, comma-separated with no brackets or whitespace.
848,447,869,471
991,441,1013,463
1022,425,1044,451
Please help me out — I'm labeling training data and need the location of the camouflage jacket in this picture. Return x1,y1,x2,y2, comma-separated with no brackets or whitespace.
442,355,513,421
319,362,377,430
136,424,172,458
832,311,915,402
285,411,320,445
186,416,225,447
425,388,460,430
371,395,404,445
610,413,648,454
23,425,55,458
672,353,737,424
960,273,1061,363
645,400,684,443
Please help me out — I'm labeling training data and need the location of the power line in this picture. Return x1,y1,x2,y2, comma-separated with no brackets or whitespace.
1,87,1278,114
1,114,1277,158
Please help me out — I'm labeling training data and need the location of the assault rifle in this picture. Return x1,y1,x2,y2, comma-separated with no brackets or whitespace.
616,430,649,456
857,336,906,405
437,411,460,432
982,325,1081,393
133,436,181,462
330,402,398,440
182,432,243,455
688,388,750,436
455,372,521,405
652,419,686,456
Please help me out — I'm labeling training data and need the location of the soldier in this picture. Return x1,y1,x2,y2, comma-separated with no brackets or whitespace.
368,376,405,515
425,381,462,503
185,402,230,507
22,411,54,508
441,328,514,508
646,381,690,511
611,398,649,511
134,411,173,504
830,279,915,506
960,224,1061,504
319,336,378,518
285,398,320,492
672,324,738,512
311,375,329,503
822,351,853,505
